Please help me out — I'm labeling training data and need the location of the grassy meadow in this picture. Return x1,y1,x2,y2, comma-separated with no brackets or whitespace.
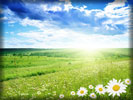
0,48,132,100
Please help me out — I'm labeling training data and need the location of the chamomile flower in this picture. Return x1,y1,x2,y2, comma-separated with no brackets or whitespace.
95,84,106,94
89,85,94,89
106,78,127,97
77,87,88,97
71,91,75,95
125,79,131,85
89,93,97,99
59,94,64,99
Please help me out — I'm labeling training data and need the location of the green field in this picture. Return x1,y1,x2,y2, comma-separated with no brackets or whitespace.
0,48,132,100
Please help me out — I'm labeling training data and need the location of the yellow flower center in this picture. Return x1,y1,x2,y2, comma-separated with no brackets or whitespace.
80,90,84,94
72,92,74,94
92,94,95,97
90,86,92,88
127,80,130,83
112,85,120,91
99,88,103,91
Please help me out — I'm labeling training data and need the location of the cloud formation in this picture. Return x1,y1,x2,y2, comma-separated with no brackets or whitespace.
2,0,131,48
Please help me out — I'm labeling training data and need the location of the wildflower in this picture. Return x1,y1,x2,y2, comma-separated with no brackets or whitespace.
89,93,97,99
95,84,106,94
71,91,75,95
89,85,94,89
77,87,88,97
106,78,127,97
59,94,64,99
125,79,131,85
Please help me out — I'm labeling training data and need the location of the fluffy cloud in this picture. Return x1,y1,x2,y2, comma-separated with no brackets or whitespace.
2,0,130,48
104,0,129,18
13,27,129,48
3,0,129,34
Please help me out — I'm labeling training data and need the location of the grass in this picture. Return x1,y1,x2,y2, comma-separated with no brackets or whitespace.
0,48,132,100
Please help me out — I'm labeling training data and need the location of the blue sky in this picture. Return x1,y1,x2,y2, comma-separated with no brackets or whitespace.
0,0,131,48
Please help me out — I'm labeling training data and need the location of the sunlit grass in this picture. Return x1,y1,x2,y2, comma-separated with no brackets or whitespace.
0,48,131,100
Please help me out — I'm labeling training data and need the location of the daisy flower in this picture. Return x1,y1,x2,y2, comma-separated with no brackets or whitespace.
89,93,97,99
95,84,106,94
77,87,88,97
59,94,64,99
125,79,131,85
89,85,94,89
71,91,75,95
106,78,127,97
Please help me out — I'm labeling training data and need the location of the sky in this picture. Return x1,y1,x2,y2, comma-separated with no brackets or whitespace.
0,0,131,48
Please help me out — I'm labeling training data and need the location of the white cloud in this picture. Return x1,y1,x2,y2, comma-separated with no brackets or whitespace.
20,17,59,31
18,31,45,40
14,26,129,48
104,0,129,18
21,18,44,28
41,1,74,12
2,8,21,23
64,3,73,12
95,10,105,18
3,0,130,48
96,0,130,32
0,17,8,21
10,32,14,34
16,6,130,48
41,4,62,12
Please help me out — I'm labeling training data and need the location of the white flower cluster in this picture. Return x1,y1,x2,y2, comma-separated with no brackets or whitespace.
59,78,131,99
